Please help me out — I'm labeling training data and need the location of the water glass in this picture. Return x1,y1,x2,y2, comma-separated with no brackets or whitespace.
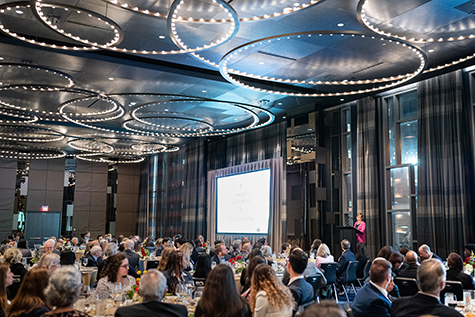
96,299,106,316
445,293,457,307
211,262,217,270
76,297,86,312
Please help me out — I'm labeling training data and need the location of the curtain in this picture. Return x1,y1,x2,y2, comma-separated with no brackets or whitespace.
418,70,474,258
137,156,158,239
356,96,384,258
206,157,286,253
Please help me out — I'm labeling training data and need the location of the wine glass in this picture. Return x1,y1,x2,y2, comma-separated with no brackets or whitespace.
175,282,187,302
82,257,88,267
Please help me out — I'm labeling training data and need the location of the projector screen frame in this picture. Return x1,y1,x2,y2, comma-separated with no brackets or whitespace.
215,168,271,235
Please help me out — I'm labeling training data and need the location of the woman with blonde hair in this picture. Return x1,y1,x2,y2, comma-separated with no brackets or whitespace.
249,263,293,317
179,242,194,270
4,248,26,299
157,247,175,272
0,263,14,316
314,243,334,269
37,253,61,273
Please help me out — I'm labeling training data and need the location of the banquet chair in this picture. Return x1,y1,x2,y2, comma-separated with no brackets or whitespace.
193,277,206,292
394,277,419,297
341,261,359,302
357,260,371,287
320,262,338,302
305,275,322,302
440,280,463,304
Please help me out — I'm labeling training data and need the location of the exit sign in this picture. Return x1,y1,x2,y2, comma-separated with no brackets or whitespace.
41,206,49,212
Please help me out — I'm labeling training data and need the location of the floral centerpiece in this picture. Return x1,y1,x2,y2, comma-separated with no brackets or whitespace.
140,246,150,259
64,239,71,248
204,241,210,253
229,255,246,273
464,252,475,276
127,270,145,301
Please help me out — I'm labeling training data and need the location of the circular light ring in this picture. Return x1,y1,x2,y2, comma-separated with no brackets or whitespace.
68,138,114,153
59,97,124,122
100,0,325,23
130,143,178,154
0,2,101,51
0,144,66,159
132,115,214,132
0,107,38,123
0,63,75,88
357,0,475,44
219,31,427,93
166,0,239,55
76,153,145,164
127,98,260,137
0,124,64,142
31,0,124,48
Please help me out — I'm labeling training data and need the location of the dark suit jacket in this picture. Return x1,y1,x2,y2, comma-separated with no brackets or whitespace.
352,282,391,317
210,254,231,264
399,263,418,279
114,301,187,317
356,254,368,279
121,249,140,277
336,250,356,284
446,268,475,289
288,277,314,307
390,293,463,317
85,253,103,268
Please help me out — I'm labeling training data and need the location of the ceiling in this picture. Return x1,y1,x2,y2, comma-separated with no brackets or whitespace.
0,0,474,162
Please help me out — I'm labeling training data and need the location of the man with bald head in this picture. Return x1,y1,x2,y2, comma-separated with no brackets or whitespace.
418,244,442,262
400,250,419,279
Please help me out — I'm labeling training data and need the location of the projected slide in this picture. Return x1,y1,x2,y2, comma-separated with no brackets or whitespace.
216,169,271,234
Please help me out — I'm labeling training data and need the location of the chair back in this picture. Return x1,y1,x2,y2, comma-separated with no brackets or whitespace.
305,275,322,300
440,281,463,304
394,277,419,297
193,277,206,287
295,300,315,316
320,262,338,285
362,260,371,280
346,261,359,283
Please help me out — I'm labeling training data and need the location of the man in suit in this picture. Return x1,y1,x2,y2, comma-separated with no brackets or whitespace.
352,258,392,317
287,249,314,311
114,269,187,317
86,246,103,268
336,239,356,285
399,250,419,279
121,239,140,277
418,244,442,262
211,243,231,264
390,259,463,317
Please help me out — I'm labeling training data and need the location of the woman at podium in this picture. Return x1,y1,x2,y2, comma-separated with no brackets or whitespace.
354,213,366,244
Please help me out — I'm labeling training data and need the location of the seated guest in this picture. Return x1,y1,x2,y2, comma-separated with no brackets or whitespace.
17,240,31,258
336,239,355,285
120,240,139,277
179,243,194,271
115,270,187,317
194,239,205,254
286,249,314,311
282,248,326,289
4,248,27,299
241,249,264,287
70,237,79,247
38,240,59,257
355,242,369,278
263,246,273,260
0,264,13,316
42,266,90,317
1,240,15,256
281,243,291,258
390,259,463,317
242,242,252,260
154,238,163,255
241,256,267,298
310,239,322,258
163,250,193,295
193,254,212,280
157,247,175,272
351,258,392,317
249,263,293,317
210,243,231,264
300,300,346,317
398,247,409,270
96,254,135,300
388,252,404,277
195,264,251,317
464,243,475,259
418,244,442,262
377,246,394,260
446,252,475,289
315,243,334,269
60,250,76,266
37,253,61,273
7,267,50,317
399,250,419,279
86,246,103,268
230,240,242,258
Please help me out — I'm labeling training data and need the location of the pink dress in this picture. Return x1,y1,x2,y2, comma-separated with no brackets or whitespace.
354,221,366,244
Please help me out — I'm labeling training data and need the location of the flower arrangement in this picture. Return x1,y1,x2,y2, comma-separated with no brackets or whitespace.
229,255,246,273
127,270,146,301
464,252,475,276
64,240,71,248
204,241,210,252
140,246,150,259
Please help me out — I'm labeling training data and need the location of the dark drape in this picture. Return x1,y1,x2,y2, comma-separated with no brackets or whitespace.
356,96,385,258
418,70,474,258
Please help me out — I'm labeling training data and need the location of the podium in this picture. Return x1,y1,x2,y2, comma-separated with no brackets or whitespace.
336,226,361,253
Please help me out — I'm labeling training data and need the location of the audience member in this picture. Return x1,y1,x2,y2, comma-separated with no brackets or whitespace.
115,269,187,317
388,252,404,277
286,249,314,311
179,243,194,271
300,300,345,317
163,250,193,295
281,243,291,258
352,258,392,317
194,239,205,253
399,250,419,279
0,263,13,316
336,239,355,285
355,242,369,278
157,247,175,272
315,243,334,269
7,267,50,317
446,252,475,289
310,239,322,258
464,243,475,259
96,254,135,300
37,253,61,273
42,266,89,317
38,240,59,257
17,240,31,258
391,259,463,317
193,254,212,280
60,250,76,266
249,263,293,317
240,249,264,287
195,264,251,317
263,246,273,259
242,242,252,259
4,248,26,299
230,240,242,258
70,238,79,247
0,240,15,256
241,256,267,298
121,240,139,277
86,246,103,268
210,243,230,264
377,246,394,260
418,244,442,262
